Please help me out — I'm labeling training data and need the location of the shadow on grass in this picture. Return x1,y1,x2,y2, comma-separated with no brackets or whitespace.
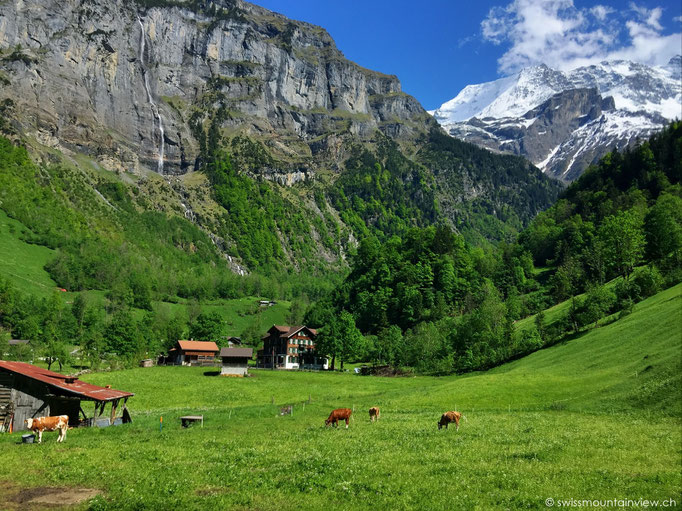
203,371,220,377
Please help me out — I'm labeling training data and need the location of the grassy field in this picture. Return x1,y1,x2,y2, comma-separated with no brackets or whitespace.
0,285,680,510
145,297,291,339
0,209,58,296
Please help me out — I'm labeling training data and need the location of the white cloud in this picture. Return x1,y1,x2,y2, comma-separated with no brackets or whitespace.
482,0,682,75
590,5,614,21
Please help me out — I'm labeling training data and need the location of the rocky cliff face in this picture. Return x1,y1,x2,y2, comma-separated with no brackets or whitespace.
0,0,431,177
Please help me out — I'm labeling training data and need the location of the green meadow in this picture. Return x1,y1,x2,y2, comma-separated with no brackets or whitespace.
0,285,680,510
0,209,58,296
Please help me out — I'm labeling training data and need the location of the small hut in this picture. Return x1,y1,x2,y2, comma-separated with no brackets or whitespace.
226,337,242,346
0,360,133,431
220,348,253,377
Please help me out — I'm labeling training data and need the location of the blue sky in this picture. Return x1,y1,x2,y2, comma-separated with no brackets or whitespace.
254,0,682,110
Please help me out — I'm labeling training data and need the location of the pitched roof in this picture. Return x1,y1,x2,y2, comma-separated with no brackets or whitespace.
177,340,219,352
8,339,29,345
0,360,134,402
220,347,253,358
266,325,318,338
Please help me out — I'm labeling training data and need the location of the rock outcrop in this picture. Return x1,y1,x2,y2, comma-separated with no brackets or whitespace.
0,0,432,176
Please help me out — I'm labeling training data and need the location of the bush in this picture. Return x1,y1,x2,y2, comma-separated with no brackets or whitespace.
619,299,634,319
632,266,664,298
615,279,642,305
576,284,617,328
517,327,543,353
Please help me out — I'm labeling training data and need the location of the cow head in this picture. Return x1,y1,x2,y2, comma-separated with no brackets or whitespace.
25,418,33,429
324,418,331,427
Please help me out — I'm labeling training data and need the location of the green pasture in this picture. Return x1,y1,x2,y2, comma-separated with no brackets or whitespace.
0,209,58,296
145,297,291,338
0,285,680,509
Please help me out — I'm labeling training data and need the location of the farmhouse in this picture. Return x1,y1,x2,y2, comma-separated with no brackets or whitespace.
257,325,328,370
220,347,253,376
169,340,219,366
0,360,133,432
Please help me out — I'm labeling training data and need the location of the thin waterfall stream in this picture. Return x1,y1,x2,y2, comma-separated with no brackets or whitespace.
137,17,165,173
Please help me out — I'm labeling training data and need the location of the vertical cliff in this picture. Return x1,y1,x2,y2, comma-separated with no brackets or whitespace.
0,0,432,176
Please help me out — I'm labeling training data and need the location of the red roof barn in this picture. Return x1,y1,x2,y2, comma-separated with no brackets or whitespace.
0,360,133,431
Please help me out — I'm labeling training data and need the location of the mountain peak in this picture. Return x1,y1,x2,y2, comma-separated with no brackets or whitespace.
432,58,680,181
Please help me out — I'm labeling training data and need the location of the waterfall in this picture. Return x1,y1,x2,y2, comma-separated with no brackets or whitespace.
137,18,165,173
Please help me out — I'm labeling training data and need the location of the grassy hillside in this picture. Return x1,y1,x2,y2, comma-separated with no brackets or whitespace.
0,206,290,344
0,285,678,509
0,209,57,296
147,297,291,339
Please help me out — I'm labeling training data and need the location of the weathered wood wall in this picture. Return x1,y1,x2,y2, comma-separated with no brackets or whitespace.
10,374,51,431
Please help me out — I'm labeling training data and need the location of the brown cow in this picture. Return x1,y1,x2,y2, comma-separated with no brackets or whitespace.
25,415,69,443
369,407,380,422
438,411,462,431
325,408,352,428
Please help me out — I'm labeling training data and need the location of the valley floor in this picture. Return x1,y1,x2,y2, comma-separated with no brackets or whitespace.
0,285,680,510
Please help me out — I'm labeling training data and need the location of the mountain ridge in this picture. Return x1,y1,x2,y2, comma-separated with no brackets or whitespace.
431,57,681,181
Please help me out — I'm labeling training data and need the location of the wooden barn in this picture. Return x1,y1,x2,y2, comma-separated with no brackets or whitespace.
168,340,219,366
220,347,253,376
0,360,134,432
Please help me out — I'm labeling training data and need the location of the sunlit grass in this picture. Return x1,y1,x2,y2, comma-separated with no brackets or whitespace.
0,285,679,509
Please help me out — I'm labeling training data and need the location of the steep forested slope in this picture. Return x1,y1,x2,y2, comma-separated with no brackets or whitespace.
307,122,682,374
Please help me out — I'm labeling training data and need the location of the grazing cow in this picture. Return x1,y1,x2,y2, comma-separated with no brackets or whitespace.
369,407,380,422
438,411,462,431
325,408,352,428
25,415,69,443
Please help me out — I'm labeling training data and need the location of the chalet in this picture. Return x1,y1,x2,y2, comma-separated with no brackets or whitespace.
0,360,133,432
169,340,219,366
257,325,328,370
220,347,253,376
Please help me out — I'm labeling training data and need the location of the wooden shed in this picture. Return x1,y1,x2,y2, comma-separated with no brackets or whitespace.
0,360,134,432
220,348,253,377
169,340,219,366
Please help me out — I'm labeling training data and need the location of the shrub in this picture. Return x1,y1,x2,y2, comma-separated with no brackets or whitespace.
615,278,642,305
517,327,543,353
632,266,664,298
577,285,617,328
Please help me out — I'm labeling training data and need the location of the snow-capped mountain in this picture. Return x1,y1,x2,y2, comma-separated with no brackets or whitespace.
431,57,681,181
